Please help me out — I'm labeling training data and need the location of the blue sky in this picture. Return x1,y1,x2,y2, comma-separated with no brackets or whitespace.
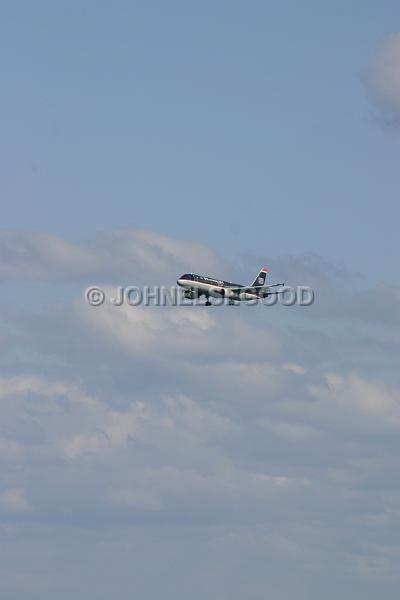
1,2,400,599
1,1,399,276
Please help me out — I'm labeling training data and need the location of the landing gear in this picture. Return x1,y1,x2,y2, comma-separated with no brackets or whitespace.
205,300,212,306
228,299,236,305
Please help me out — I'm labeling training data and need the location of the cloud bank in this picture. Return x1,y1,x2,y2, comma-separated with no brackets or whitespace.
0,227,225,283
0,227,399,600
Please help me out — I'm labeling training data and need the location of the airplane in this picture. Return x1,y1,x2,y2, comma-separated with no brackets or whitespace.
177,267,284,305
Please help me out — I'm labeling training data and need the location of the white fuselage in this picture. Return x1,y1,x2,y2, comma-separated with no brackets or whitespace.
177,276,258,302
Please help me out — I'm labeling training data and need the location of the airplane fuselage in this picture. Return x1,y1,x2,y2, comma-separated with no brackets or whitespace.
177,273,266,302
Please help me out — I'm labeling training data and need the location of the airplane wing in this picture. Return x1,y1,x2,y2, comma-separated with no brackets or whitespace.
229,283,285,294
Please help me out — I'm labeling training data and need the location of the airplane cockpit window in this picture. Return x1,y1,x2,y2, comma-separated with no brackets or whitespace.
182,274,193,280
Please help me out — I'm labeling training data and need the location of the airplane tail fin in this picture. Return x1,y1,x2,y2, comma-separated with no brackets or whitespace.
250,267,268,287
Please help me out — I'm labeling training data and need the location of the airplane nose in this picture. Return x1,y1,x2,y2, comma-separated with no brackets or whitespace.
177,279,183,286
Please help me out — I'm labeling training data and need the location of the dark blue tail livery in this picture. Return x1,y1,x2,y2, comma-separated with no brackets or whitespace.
250,267,268,287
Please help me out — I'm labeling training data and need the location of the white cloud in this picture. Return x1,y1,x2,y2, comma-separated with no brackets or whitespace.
260,420,318,442
0,488,32,514
63,431,107,459
352,544,400,582
308,373,400,432
74,297,282,368
281,362,306,375
0,231,97,281
122,466,309,508
62,394,234,460
0,227,225,283
106,489,162,511
1,226,400,599
0,438,24,461
364,33,400,126
0,375,100,409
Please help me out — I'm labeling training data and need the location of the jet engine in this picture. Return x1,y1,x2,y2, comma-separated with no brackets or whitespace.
212,287,225,297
